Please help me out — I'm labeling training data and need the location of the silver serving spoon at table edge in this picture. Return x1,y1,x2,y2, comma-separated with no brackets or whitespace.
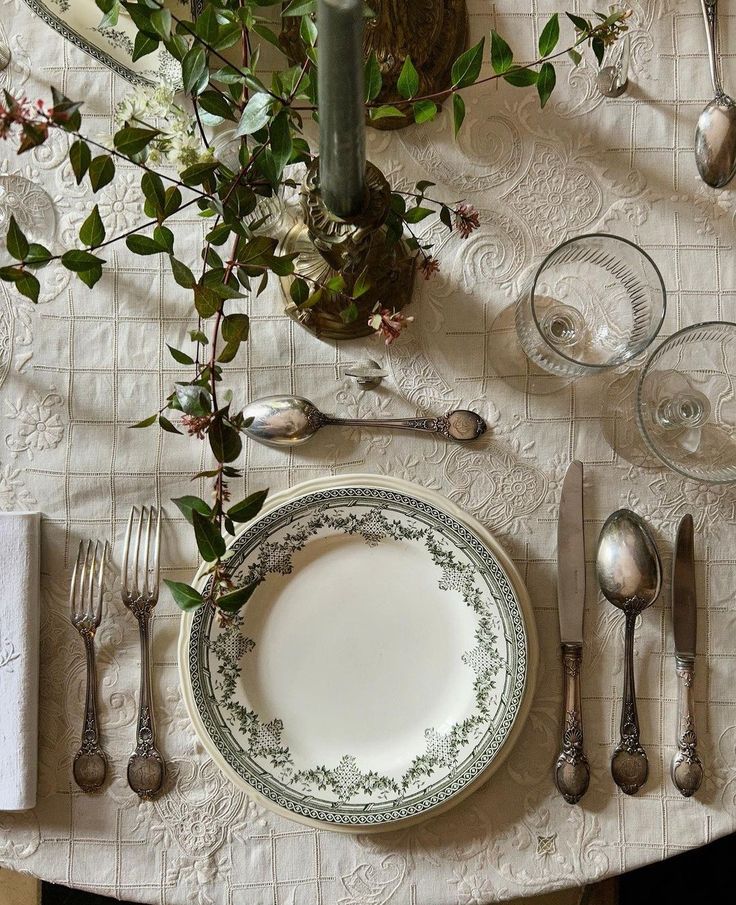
596,509,662,795
241,395,487,446
695,0,736,188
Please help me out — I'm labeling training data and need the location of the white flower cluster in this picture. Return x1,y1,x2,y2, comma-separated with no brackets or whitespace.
108,84,214,172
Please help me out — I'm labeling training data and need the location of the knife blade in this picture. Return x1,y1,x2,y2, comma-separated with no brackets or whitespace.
557,460,585,644
671,513,703,796
554,460,589,804
673,514,696,658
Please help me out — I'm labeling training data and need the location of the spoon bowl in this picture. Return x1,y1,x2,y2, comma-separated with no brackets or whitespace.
597,509,662,794
695,96,736,188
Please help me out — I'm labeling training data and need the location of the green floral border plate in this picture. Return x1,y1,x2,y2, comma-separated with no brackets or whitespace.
178,475,538,832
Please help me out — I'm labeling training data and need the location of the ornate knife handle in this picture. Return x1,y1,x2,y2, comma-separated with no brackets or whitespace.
127,614,165,800
672,656,704,797
73,634,107,793
554,643,590,804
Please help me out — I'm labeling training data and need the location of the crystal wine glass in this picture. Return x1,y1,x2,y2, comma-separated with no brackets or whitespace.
637,321,736,483
515,234,666,379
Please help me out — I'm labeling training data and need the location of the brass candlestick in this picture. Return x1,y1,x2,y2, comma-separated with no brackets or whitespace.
281,0,468,131
279,159,416,340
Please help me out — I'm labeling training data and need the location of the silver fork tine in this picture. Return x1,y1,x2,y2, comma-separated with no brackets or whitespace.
142,507,152,597
152,507,161,598
94,541,107,626
132,507,143,597
122,507,135,598
79,540,90,616
70,540,83,618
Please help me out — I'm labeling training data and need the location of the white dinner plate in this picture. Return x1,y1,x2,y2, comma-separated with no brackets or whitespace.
22,1,185,87
179,475,538,831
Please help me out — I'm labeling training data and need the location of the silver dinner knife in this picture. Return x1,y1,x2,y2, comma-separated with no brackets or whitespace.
554,460,590,804
671,514,704,797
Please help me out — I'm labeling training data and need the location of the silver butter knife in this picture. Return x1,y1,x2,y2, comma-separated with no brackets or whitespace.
554,460,590,804
671,514,704,797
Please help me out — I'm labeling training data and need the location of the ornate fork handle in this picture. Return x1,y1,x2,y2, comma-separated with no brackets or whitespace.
73,634,107,793
672,656,704,797
128,612,165,800
554,643,590,804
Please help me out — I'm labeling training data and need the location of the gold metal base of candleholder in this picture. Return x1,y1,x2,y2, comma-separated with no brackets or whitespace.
279,160,416,341
280,0,468,131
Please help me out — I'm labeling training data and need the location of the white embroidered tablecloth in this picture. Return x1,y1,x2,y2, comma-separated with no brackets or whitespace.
2,1,736,902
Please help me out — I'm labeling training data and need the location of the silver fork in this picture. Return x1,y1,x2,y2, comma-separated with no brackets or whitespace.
121,506,166,800
70,539,109,793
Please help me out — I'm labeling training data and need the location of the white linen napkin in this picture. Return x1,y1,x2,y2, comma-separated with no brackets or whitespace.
0,512,40,811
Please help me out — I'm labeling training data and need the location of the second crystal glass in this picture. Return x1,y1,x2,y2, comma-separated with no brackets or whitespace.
515,234,667,379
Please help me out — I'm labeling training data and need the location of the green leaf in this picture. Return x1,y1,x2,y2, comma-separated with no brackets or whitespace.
172,495,212,525
369,105,407,121
24,243,52,267
61,249,106,272
403,206,433,224
568,48,583,66
158,415,181,434
451,37,485,88
170,256,195,288
221,312,250,343
69,139,91,185
114,127,160,157
130,414,157,428
282,0,315,15
79,205,105,247
163,186,182,218
300,13,318,46
209,417,242,463
88,155,115,192
194,284,220,318
163,579,203,612
490,30,513,74
195,4,219,43
198,90,236,121
0,266,24,283
182,45,208,96
132,31,158,63
269,110,293,179
592,36,605,66
217,581,261,614
538,14,559,57
175,384,210,416
180,161,219,186
150,8,172,41
365,51,382,101
6,216,29,261
167,344,194,365
325,274,346,292
452,93,465,136
154,225,174,254
352,266,371,298
340,301,359,323
126,234,164,256
397,55,419,99
536,61,556,108
227,489,269,523
141,171,166,214
413,99,437,123
236,92,273,136
190,330,209,345
504,67,538,87
566,12,590,32
77,265,103,289
15,271,39,303
290,277,309,305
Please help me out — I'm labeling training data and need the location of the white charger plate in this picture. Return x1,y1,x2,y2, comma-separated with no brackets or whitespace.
22,1,185,87
178,475,538,831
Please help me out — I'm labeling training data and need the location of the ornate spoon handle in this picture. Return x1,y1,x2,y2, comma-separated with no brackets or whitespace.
701,0,723,97
554,643,590,804
323,409,486,442
128,615,165,800
672,656,704,797
611,612,648,794
73,634,107,792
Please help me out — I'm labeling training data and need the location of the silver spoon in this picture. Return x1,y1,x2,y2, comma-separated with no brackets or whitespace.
596,509,662,795
241,395,487,446
695,0,736,188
